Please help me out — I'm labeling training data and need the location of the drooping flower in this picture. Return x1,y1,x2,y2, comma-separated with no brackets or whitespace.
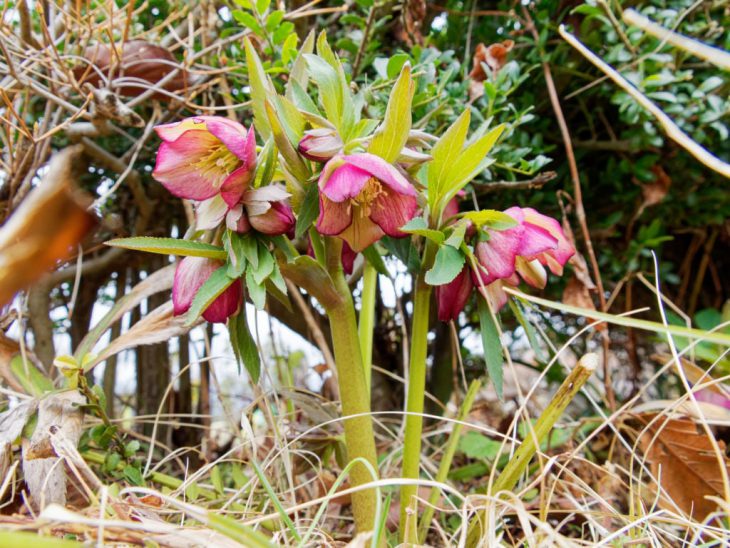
435,266,474,322
316,153,419,252
196,184,295,237
298,128,343,162
153,116,256,202
307,238,358,275
172,257,242,323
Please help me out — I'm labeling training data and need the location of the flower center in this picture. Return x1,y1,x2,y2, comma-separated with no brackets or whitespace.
351,177,385,217
191,142,240,189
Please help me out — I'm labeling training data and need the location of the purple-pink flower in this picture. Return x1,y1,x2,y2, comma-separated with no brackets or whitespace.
298,128,343,162
173,257,242,323
153,116,256,202
316,153,419,252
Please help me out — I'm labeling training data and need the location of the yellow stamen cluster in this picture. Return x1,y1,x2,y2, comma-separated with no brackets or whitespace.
351,177,385,217
190,142,240,188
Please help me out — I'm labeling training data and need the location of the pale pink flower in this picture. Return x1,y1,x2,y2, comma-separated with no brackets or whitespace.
298,128,343,162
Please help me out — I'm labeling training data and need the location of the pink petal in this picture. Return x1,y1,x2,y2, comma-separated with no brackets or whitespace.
172,257,242,323
249,201,295,236
518,221,558,258
320,163,371,202
155,117,208,142
226,205,251,233
343,153,417,197
205,118,253,162
522,207,575,274
341,241,358,275
316,195,353,235
474,226,523,285
298,130,343,162
220,165,255,207
436,267,473,322
152,131,222,200
196,195,228,230
368,184,419,237
481,280,510,311
338,214,385,252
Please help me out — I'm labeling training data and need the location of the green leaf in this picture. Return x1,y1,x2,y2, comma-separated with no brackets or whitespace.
106,237,227,260
252,245,275,285
400,217,445,244
240,234,259,269
124,440,141,458
295,181,320,239
425,245,465,286
226,232,248,278
386,54,410,80
210,465,225,495
478,298,503,399
245,38,274,140
265,10,283,31
427,110,470,208
264,99,309,181
246,269,267,310
444,221,467,248
185,267,237,326
123,465,144,486
462,210,518,230
368,63,414,163
458,431,501,460
286,31,315,100
233,11,262,34
304,54,343,128
508,300,546,364
253,138,277,188
229,306,262,382
361,245,390,277
442,124,505,206
255,0,270,14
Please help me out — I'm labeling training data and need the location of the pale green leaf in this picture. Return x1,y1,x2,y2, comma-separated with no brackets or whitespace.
185,267,236,326
425,245,465,286
478,298,503,399
400,217,445,244
245,38,274,140
368,63,414,163
107,237,227,260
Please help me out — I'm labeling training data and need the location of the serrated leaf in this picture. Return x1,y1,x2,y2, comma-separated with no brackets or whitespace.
107,237,227,260
229,306,262,382
478,298,503,399
427,110,470,207
185,267,236,326
295,181,320,239
265,99,309,181
381,236,420,273
240,234,259,269
254,138,277,188
304,54,343,128
444,221,467,248
246,269,266,310
400,217,445,244
425,245,465,286
368,63,414,163
252,244,275,285
462,210,518,230
226,232,248,278
286,31,315,100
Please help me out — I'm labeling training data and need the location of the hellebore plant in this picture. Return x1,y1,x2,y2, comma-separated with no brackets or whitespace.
108,33,577,544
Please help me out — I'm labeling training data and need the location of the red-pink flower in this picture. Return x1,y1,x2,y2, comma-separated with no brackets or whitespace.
316,153,419,252
435,266,473,322
474,206,573,289
172,257,242,323
153,116,256,202
307,238,357,275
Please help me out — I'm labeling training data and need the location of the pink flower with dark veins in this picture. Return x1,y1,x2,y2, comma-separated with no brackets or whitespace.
172,257,242,323
316,153,419,252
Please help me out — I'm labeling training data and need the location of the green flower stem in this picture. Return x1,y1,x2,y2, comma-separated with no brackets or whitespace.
399,240,437,543
324,238,380,534
358,262,378,391
418,379,482,543
466,353,598,547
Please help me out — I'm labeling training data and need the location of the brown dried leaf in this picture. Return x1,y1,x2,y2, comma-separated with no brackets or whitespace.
642,165,672,208
469,40,515,82
562,275,605,331
22,391,85,510
636,413,730,519
0,147,97,307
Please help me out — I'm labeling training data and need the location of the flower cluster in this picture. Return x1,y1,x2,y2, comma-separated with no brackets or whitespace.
436,206,575,322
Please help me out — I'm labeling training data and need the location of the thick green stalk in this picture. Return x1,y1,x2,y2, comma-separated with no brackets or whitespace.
358,262,378,391
399,268,434,543
465,353,598,547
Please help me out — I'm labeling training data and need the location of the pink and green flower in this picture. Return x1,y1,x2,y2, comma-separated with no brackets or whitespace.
172,257,242,323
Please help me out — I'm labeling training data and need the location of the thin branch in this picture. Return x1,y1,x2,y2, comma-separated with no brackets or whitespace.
475,171,557,194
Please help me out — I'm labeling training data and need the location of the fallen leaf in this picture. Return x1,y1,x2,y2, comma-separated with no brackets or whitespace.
468,40,515,100
635,413,730,519
0,147,97,307
642,165,672,209
22,391,85,510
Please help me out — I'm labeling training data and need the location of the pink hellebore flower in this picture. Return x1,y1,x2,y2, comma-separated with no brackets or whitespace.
153,116,256,202
474,206,574,290
435,266,474,322
298,128,343,162
173,257,242,323
307,238,358,275
316,153,419,252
